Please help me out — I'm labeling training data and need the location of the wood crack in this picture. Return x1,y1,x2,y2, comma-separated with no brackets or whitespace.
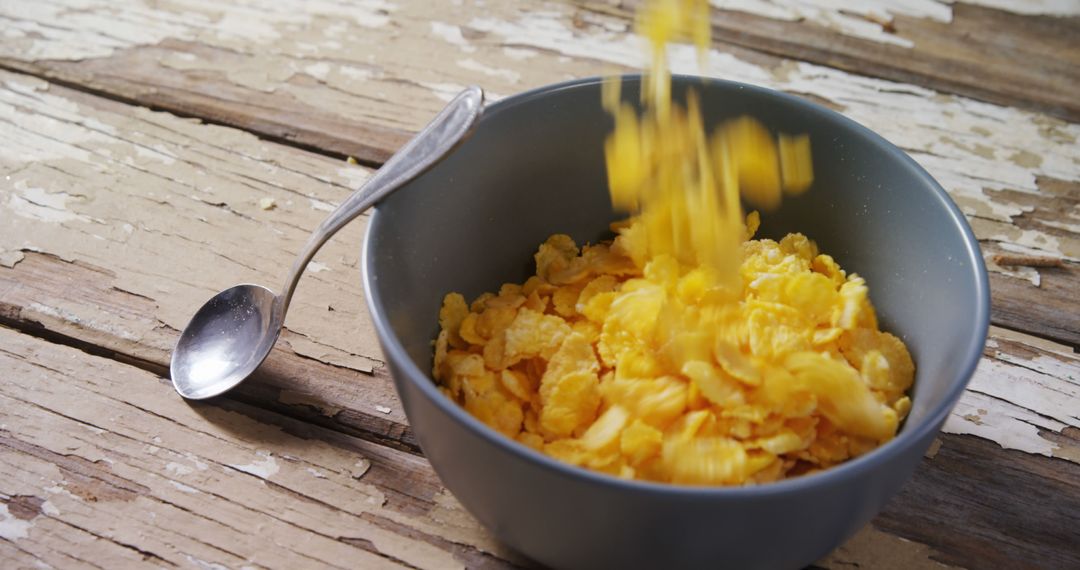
0,60,357,163
0,395,397,569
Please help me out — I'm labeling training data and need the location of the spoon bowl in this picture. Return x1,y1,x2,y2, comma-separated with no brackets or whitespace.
170,86,484,399
171,284,280,399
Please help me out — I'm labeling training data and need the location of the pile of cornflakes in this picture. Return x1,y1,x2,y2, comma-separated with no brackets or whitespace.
431,0,914,485
434,221,913,484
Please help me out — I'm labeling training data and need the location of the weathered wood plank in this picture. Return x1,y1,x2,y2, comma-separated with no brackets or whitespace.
2,67,1077,461
4,320,1077,569
583,1,1080,122
1,1,1075,345
1,71,1079,568
878,432,1080,570
0,326,523,569
0,74,417,451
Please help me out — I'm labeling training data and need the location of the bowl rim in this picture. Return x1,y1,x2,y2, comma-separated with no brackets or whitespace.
361,74,991,497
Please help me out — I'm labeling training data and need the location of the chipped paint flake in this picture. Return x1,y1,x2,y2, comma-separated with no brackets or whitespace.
0,249,25,268
40,501,59,517
712,0,1079,48
713,0,952,47
166,462,195,476
0,505,33,540
351,458,372,479
456,58,521,84
375,405,392,414
961,0,1080,16
26,302,140,342
942,335,1080,462
7,184,91,224
414,80,469,102
431,22,477,52
309,198,335,212
185,555,230,570
229,450,280,479
0,0,396,61
170,480,200,494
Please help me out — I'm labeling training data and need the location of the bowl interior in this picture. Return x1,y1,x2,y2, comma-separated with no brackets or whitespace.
366,75,987,444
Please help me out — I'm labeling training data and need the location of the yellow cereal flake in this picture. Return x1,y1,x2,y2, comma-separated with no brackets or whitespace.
431,0,914,486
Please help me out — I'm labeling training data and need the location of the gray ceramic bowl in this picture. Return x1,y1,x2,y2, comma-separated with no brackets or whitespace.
362,76,989,570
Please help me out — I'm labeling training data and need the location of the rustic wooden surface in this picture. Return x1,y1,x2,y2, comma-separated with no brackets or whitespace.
0,1,1077,568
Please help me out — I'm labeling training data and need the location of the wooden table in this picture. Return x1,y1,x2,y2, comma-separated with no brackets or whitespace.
0,1,1077,568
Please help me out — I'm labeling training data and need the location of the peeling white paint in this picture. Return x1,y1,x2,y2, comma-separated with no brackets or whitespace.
375,405,392,414
992,231,1073,261
0,249,25,268
943,342,1080,462
711,0,1079,48
0,0,397,61
713,0,951,47
8,185,90,223
352,458,372,479
308,261,331,273
134,144,177,165
309,198,335,212
456,58,521,84
469,9,1080,288
946,390,1059,457
961,0,1080,16
40,501,59,517
170,480,200,494
414,80,470,103
27,302,141,342
502,46,538,60
166,462,195,476
0,504,33,540
163,53,298,93
339,65,377,81
185,454,210,471
229,450,280,479
431,22,477,52
336,165,370,190
306,467,327,478
305,62,332,81
185,554,230,570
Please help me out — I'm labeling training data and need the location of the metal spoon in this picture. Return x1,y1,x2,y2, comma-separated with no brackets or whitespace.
170,86,485,399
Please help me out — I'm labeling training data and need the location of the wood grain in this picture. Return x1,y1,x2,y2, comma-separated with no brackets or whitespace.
2,67,1076,460
582,1,1080,122
0,67,1078,568
1,2,1078,565
4,317,1077,568
0,326,521,569
0,2,1077,347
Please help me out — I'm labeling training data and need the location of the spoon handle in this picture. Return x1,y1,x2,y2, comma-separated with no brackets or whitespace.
276,86,485,317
